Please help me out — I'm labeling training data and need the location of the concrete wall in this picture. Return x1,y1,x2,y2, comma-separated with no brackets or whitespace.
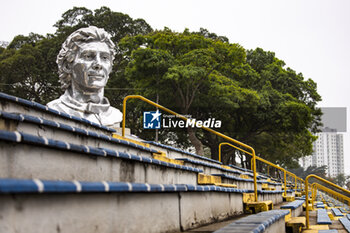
0,142,198,185
265,218,286,233
0,192,245,233
2,119,153,158
0,193,180,233
291,205,303,217
258,193,283,205
180,192,243,230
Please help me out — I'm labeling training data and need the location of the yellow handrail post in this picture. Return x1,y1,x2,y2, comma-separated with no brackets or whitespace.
123,95,259,201
305,178,310,229
284,170,287,196
218,143,223,164
252,150,258,201
311,183,317,209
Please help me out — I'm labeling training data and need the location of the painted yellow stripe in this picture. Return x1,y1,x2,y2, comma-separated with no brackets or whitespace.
152,154,184,166
240,174,250,179
214,183,237,188
221,165,232,170
112,134,150,148
198,173,221,184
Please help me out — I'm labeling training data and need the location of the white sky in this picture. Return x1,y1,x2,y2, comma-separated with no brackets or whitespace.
1,0,350,174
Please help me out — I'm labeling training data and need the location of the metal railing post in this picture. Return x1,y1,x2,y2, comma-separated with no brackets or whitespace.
284,170,287,196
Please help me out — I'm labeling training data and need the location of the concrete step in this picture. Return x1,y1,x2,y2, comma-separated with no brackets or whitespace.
0,110,159,158
146,140,277,182
0,130,202,185
0,108,280,187
280,200,305,217
0,178,246,233
0,92,283,187
212,173,283,191
145,140,223,167
0,92,289,232
0,129,284,193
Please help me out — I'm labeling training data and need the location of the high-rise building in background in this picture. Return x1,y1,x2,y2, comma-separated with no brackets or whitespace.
299,127,344,177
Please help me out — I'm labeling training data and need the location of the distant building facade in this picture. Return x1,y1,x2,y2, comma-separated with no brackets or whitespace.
299,127,344,177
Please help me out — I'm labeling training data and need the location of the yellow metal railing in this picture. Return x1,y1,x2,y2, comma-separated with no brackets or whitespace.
218,142,305,197
311,183,350,208
254,156,288,196
122,95,259,201
305,174,350,229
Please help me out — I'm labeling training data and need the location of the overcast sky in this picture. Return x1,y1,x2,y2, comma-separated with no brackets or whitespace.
1,0,350,173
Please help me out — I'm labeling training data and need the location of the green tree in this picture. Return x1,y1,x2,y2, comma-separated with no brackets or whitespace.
290,165,328,179
0,35,61,102
121,30,322,166
121,29,250,155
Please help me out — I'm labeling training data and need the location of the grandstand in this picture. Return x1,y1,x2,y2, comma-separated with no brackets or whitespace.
0,92,349,233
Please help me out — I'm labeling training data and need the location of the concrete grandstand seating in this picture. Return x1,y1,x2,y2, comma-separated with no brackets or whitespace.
317,209,332,225
332,208,345,217
0,92,291,232
0,130,202,184
0,178,245,232
340,217,350,233
280,200,304,217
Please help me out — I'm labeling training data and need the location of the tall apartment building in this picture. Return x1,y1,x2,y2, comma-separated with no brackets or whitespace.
299,127,344,177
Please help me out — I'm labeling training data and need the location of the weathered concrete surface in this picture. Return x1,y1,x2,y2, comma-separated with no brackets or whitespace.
0,118,152,158
291,205,303,217
148,144,221,166
180,214,248,232
265,218,286,233
0,193,180,233
179,160,241,178
221,177,263,190
0,142,198,185
0,100,111,135
258,193,283,205
268,183,282,191
180,192,243,230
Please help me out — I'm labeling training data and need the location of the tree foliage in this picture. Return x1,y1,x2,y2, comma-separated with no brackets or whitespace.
122,31,322,168
290,165,328,179
0,6,322,169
